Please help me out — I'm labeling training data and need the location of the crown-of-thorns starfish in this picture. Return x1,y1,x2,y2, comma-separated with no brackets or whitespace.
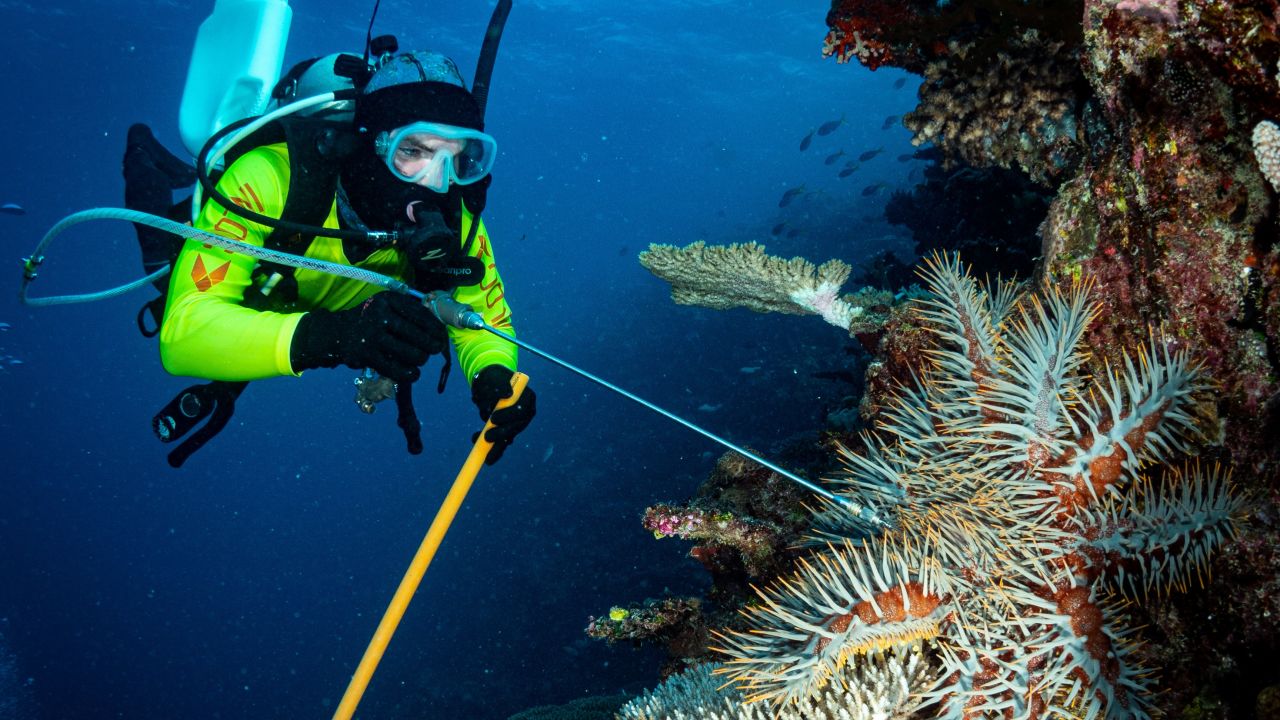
714,254,1246,720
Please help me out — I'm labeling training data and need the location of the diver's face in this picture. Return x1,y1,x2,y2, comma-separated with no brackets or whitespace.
391,131,464,188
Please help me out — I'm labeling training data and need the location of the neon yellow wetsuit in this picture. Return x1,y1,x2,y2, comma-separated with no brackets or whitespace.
160,143,517,383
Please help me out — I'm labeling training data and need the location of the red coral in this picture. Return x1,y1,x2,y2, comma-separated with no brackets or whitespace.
822,0,926,70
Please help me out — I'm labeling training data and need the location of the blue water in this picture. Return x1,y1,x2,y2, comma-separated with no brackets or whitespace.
0,1,919,717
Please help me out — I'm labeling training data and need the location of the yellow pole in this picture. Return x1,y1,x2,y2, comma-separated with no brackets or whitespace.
332,372,529,720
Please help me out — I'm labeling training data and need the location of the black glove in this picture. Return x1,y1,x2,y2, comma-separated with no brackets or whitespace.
470,365,536,464
291,292,448,384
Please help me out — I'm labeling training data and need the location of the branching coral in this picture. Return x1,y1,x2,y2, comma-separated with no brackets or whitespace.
903,32,1083,184
709,254,1246,718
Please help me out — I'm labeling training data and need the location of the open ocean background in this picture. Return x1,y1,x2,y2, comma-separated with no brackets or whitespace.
0,0,920,717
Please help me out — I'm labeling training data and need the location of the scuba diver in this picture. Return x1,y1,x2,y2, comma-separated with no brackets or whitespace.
122,45,536,468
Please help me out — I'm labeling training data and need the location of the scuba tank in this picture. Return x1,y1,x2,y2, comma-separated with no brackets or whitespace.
179,0,292,158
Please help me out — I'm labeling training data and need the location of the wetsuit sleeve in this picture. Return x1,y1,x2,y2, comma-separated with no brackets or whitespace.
159,148,304,381
450,215,519,384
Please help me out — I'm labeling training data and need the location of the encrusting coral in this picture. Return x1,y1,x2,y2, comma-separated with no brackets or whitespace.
704,254,1247,718
586,597,707,654
642,504,780,577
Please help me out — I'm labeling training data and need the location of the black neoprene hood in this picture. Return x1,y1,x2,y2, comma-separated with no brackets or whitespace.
355,81,485,134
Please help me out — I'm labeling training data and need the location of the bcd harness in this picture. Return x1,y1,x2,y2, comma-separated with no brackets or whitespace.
141,116,492,467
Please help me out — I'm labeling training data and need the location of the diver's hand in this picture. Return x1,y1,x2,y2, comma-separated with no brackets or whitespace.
470,365,536,464
290,292,447,384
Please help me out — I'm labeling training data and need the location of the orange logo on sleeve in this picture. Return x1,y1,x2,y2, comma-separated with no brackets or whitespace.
191,254,231,291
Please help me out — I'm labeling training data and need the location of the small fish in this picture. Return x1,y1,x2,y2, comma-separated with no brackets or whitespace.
0,322,9,331
740,366,761,374
770,222,787,236
542,444,555,463
862,182,888,197
0,203,25,216
799,129,815,151
823,150,845,166
837,164,859,179
896,153,915,162
778,185,806,208
893,77,907,89
816,116,845,136
857,147,884,162
698,403,722,413
881,115,898,130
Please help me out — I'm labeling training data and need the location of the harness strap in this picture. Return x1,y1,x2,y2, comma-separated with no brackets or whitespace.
136,296,165,337
153,381,249,468
394,382,423,455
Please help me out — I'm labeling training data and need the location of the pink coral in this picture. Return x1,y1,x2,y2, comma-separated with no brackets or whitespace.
1115,0,1179,25
642,503,780,576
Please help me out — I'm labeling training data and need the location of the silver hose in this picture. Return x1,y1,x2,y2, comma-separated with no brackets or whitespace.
19,207,413,307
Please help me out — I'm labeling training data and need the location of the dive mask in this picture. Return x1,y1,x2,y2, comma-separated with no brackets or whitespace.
373,122,497,193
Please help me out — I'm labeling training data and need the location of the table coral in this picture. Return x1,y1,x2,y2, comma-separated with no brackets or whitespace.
639,242,864,331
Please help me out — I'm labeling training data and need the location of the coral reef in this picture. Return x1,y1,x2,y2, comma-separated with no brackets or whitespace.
584,452,820,674
1140,499,1280,716
585,596,709,673
711,255,1246,717
1039,0,1280,476
902,32,1084,184
825,0,1089,184
1253,120,1280,193
642,504,780,577
822,0,1280,479
818,13,1280,705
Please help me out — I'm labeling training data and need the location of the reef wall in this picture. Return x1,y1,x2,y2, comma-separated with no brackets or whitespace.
827,0,1280,714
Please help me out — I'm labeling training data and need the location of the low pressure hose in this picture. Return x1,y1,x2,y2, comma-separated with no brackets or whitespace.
19,207,414,307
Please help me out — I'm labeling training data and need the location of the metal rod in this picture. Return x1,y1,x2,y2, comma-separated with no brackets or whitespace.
479,323,883,526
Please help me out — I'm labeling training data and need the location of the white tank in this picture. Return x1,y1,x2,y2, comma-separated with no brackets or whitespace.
178,0,292,157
